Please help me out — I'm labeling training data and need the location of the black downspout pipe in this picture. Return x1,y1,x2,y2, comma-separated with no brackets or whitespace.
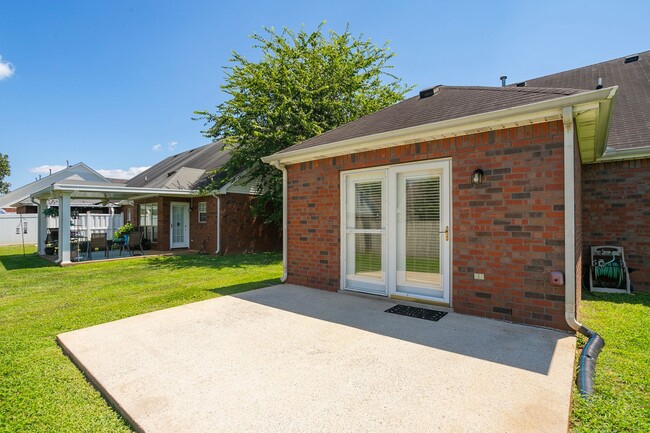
575,326,605,396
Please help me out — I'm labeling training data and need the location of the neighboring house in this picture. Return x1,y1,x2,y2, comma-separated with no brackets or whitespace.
263,51,650,331
0,163,117,213
122,141,281,254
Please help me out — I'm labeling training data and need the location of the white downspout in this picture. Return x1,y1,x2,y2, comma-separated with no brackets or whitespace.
273,161,288,283
562,106,583,332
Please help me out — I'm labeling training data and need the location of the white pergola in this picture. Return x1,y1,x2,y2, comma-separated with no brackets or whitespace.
31,183,196,265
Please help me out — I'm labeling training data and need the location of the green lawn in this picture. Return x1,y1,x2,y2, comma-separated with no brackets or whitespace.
571,290,650,432
0,245,282,432
2,245,647,432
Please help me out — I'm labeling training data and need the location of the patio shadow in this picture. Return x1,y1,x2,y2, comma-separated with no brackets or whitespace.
208,278,281,296
226,284,571,375
0,253,57,271
148,252,282,271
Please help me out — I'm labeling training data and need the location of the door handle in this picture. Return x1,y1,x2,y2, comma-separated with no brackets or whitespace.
439,226,449,241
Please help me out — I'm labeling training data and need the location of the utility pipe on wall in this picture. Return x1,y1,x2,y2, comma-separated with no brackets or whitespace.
215,195,221,255
273,161,288,283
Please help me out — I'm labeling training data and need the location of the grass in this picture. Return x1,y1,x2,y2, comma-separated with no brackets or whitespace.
355,252,440,274
570,290,650,432
0,245,282,433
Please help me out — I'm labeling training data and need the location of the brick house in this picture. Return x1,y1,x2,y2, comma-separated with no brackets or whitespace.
262,51,650,331
122,141,281,254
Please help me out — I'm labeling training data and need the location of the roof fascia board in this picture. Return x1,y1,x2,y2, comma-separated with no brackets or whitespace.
30,183,197,200
262,86,617,166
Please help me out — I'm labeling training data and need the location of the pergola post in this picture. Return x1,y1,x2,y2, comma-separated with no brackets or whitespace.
36,200,47,255
57,192,72,264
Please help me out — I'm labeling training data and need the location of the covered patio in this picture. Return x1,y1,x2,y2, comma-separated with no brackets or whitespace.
30,182,196,265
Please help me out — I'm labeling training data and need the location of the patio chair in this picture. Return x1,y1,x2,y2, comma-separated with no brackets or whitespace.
87,233,108,259
127,231,144,256
44,228,59,255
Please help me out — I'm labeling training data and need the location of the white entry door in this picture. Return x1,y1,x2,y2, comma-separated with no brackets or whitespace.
341,159,451,304
170,202,190,248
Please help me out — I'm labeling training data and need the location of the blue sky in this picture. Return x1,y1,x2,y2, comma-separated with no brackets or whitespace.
1,0,648,188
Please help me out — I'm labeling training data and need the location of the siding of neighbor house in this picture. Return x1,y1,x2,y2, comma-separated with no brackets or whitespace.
285,121,572,330
582,158,650,292
127,194,281,254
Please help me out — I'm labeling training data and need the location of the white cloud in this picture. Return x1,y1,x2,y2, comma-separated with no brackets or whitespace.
30,165,66,175
97,166,150,180
152,143,162,151
168,141,178,151
0,55,15,80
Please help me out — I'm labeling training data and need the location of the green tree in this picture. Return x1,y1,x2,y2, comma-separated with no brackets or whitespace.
0,153,10,194
195,23,411,225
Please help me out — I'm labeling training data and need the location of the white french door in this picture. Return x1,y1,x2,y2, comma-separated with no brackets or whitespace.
343,172,387,295
170,202,190,248
341,159,451,304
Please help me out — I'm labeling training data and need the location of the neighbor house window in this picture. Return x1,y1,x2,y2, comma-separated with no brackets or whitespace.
198,202,207,223
139,203,158,242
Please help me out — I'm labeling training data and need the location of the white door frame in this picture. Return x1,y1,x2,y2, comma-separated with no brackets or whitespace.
340,158,452,305
170,202,190,248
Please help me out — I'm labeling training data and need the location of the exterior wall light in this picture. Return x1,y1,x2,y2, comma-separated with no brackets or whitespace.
471,168,484,185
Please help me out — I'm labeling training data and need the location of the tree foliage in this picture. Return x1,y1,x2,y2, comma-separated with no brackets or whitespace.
195,23,412,225
0,153,10,194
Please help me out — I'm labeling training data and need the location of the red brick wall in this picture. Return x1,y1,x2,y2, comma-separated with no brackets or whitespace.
189,196,218,252
582,158,650,291
131,195,281,254
286,121,571,330
219,193,282,254
15,206,37,214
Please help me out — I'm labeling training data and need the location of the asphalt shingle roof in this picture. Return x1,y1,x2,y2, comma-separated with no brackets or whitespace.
523,50,650,151
278,86,586,154
278,50,649,155
126,141,230,189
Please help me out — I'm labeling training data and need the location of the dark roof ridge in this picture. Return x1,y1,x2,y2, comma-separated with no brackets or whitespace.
438,85,585,94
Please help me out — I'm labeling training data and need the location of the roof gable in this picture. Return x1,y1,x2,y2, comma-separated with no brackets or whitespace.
0,163,111,208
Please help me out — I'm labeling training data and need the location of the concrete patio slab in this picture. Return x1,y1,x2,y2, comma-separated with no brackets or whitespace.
57,284,576,433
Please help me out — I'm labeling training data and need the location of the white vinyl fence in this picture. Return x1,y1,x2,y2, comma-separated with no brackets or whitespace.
0,214,38,245
0,212,124,246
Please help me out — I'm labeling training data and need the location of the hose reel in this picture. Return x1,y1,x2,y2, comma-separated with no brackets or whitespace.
589,246,631,294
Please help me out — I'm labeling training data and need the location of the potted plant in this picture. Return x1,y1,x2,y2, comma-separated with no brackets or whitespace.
141,237,152,250
113,223,136,243
42,207,59,218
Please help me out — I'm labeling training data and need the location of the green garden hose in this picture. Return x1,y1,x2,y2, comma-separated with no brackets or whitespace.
594,255,623,288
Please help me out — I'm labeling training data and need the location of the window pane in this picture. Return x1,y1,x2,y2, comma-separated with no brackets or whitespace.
402,176,441,285
353,233,383,279
354,181,382,229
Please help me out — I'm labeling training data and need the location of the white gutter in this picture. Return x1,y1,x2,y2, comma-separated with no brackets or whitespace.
597,145,650,162
272,161,288,283
262,87,617,166
562,106,582,332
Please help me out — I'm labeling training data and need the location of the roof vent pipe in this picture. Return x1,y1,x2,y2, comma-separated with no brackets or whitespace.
500,75,507,87
596,77,603,90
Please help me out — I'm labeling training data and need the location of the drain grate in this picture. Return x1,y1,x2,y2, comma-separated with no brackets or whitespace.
385,304,448,322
